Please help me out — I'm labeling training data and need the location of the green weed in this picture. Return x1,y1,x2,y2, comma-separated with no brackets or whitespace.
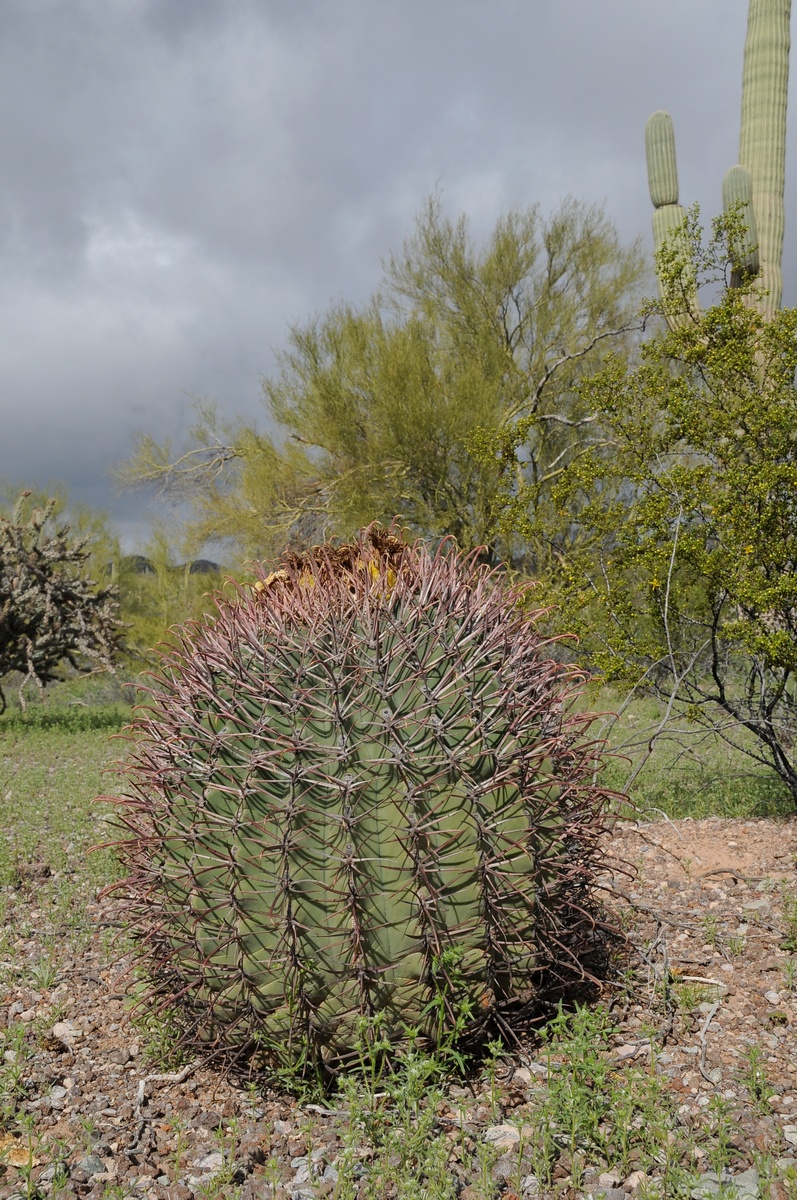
739,1044,775,1113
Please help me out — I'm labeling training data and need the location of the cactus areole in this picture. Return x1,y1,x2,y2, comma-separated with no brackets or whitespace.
103,527,613,1074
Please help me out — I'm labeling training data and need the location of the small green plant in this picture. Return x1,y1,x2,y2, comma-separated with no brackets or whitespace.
705,1095,735,1177
482,1039,505,1124
702,914,720,947
333,1023,459,1200
782,957,797,992
195,1119,242,1199
0,1023,31,1116
739,1043,775,1112
726,935,746,958
674,981,714,1013
28,952,60,990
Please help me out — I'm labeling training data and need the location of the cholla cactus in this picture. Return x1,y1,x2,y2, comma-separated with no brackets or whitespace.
0,492,122,711
102,526,614,1078
646,0,791,325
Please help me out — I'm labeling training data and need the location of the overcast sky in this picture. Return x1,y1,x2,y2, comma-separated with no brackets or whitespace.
2,0,793,551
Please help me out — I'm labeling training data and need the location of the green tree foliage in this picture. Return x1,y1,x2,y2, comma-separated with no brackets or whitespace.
526,212,797,803
120,196,645,565
0,492,124,710
116,525,225,663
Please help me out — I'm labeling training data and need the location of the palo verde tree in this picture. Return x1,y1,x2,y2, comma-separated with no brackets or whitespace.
530,213,797,805
0,492,124,711
120,195,645,566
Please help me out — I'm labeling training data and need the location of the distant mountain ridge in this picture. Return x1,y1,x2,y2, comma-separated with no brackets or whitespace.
121,555,221,576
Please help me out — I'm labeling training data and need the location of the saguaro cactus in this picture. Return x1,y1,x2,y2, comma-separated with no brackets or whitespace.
645,0,791,325
645,111,697,326
739,0,791,316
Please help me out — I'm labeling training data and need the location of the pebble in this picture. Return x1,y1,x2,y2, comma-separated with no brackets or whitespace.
194,1150,224,1171
596,1172,619,1187
484,1123,522,1149
691,1168,759,1199
74,1154,107,1177
625,1171,648,1193
492,1153,516,1180
51,1019,82,1043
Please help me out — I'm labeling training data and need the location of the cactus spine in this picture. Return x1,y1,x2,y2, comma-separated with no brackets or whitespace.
646,0,791,325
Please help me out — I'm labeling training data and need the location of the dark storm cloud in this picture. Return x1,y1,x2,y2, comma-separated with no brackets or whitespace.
0,0,788,548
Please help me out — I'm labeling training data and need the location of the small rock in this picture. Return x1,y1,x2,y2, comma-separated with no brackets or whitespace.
765,990,782,1005
742,897,770,911
273,1118,293,1135
598,1171,621,1188
194,1150,224,1172
107,1046,131,1065
492,1153,516,1180
520,1174,540,1196
195,1110,223,1131
615,1043,645,1062
783,1126,797,1147
51,1019,82,1044
625,1171,648,1193
691,1168,759,1199
484,1123,521,1150
75,1154,107,1177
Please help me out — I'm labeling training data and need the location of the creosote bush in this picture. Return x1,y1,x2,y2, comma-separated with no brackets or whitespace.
102,525,617,1084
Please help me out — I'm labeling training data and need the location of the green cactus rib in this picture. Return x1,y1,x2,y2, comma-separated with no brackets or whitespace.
651,204,697,326
722,164,761,283
645,111,679,208
739,0,791,316
105,532,612,1072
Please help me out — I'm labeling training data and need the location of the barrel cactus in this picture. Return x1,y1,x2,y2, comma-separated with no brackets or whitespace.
103,527,614,1077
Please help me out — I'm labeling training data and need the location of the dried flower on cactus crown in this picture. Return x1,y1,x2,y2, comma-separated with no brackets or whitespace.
251,521,409,597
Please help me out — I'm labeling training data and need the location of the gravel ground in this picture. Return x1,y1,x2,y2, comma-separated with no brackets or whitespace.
1,815,796,1199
